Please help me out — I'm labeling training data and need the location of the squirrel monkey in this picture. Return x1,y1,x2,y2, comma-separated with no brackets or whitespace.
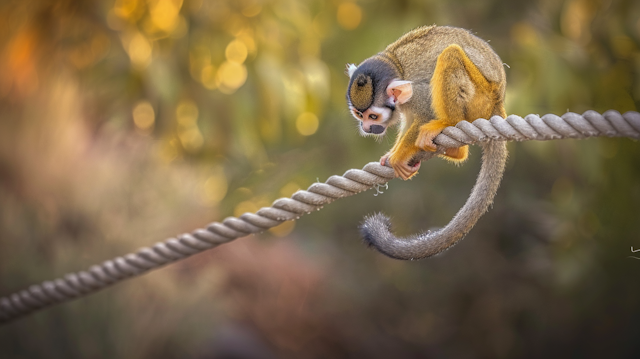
346,26,508,259
346,25,506,180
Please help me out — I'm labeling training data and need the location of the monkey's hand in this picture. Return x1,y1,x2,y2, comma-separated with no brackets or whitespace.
416,119,469,162
380,146,421,180
415,119,448,152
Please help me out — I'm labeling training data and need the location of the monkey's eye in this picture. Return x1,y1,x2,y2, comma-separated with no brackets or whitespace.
369,114,378,120
353,110,363,118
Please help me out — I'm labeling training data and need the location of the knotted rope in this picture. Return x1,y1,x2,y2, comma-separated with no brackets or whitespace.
1,110,638,324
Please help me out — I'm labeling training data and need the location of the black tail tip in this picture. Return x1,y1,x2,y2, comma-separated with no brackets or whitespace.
359,212,392,247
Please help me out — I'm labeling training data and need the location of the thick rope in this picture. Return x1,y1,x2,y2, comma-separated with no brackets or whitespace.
1,110,638,324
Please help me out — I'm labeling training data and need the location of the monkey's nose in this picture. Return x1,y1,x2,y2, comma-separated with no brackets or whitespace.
370,125,386,134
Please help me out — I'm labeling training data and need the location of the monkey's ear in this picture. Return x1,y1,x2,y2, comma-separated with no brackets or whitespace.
346,64,357,78
386,80,413,104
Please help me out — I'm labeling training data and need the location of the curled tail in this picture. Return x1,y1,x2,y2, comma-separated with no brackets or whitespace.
360,141,507,260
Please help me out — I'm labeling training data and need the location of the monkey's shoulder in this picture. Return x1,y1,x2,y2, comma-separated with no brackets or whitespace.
400,80,434,118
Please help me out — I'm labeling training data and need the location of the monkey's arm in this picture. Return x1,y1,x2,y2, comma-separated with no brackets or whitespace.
361,140,507,259
382,119,424,180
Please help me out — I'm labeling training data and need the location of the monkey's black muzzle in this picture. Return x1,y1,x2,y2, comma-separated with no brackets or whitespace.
368,125,386,134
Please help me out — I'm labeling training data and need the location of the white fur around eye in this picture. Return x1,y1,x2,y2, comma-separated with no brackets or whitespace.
370,106,392,122
347,64,357,78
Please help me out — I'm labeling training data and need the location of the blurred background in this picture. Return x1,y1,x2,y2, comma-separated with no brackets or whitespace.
0,0,639,358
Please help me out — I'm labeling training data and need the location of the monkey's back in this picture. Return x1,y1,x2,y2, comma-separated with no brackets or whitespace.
385,26,506,118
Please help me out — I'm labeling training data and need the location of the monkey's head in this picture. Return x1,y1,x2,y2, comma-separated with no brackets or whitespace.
346,58,412,137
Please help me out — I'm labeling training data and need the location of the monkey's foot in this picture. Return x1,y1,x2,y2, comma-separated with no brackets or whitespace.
381,153,420,180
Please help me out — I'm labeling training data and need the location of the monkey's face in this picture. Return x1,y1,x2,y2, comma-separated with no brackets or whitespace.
346,61,413,137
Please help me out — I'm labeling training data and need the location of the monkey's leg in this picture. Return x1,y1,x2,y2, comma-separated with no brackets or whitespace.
417,44,494,162
443,145,469,161
382,120,423,180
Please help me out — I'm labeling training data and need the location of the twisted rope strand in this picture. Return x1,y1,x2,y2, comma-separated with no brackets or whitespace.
1,110,638,324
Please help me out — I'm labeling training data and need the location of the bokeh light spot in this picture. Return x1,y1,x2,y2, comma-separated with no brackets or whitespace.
225,39,248,64
234,200,260,218
296,112,319,136
179,127,204,152
280,182,301,198
216,61,248,92
127,32,152,67
132,101,155,130
236,32,257,55
337,2,362,30
113,0,140,20
204,171,228,205
150,0,183,33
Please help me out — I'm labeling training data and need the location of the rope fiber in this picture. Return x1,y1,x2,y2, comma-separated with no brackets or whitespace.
1,110,639,324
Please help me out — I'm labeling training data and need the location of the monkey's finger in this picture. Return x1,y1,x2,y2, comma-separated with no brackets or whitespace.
380,154,390,166
391,165,406,179
416,138,437,152
403,170,419,180
397,164,409,178
396,162,418,180
393,167,405,179
415,129,439,152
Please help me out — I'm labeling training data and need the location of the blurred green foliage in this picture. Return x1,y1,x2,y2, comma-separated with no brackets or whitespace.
1,0,639,358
